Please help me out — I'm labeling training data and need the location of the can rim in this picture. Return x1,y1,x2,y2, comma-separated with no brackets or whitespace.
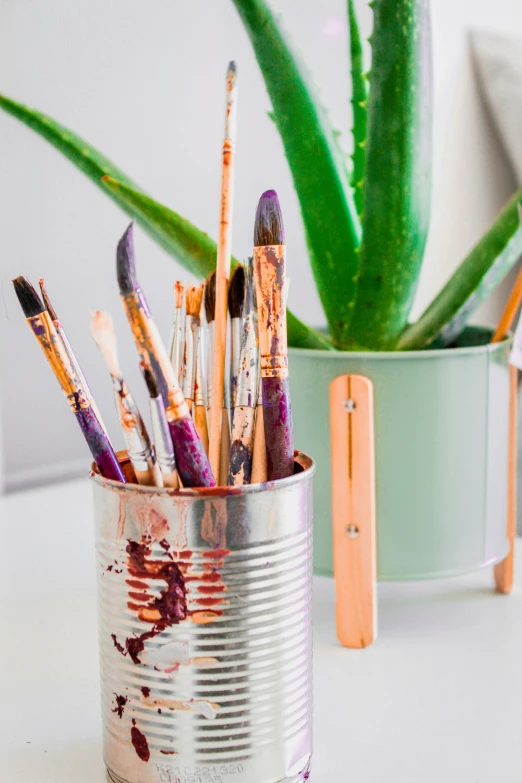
91,450,315,497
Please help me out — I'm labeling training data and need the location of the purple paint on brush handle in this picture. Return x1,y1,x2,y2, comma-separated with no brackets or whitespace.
75,406,126,483
262,376,294,481
168,416,216,487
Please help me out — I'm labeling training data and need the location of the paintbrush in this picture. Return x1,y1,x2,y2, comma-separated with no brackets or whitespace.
208,60,238,480
116,221,215,488
204,270,230,483
253,189,294,480
140,360,179,489
13,276,125,483
228,259,257,485
228,264,245,403
90,309,161,487
169,281,185,381
39,278,108,434
181,284,204,412
194,328,209,454
205,271,216,413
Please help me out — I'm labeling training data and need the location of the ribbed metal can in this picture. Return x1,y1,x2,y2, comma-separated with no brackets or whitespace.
92,451,315,783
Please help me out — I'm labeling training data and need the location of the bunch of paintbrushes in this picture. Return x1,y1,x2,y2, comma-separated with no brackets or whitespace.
12,59,295,489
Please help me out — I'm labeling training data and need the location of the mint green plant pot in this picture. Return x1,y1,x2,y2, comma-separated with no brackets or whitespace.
289,327,510,580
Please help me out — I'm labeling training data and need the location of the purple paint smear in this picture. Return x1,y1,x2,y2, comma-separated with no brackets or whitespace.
75,405,126,482
262,376,294,481
168,415,216,487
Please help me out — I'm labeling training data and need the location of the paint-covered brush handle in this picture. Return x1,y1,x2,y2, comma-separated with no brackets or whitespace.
262,376,294,481
168,415,216,487
75,405,126,482
228,406,255,485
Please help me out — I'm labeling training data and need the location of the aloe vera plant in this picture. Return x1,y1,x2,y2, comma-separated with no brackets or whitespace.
1,0,521,351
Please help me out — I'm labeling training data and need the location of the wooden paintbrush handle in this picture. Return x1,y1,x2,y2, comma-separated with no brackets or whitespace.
330,374,377,648
495,364,518,593
218,408,231,487
251,404,267,484
194,404,209,456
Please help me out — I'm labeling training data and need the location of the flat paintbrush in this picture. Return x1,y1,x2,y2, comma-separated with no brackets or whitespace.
181,284,204,412
253,189,294,480
169,280,185,381
13,276,125,483
208,61,238,480
140,360,179,489
228,259,257,485
90,309,161,487
116,222,215,488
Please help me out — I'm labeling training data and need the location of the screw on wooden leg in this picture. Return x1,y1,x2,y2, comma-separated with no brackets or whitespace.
330,374,377,648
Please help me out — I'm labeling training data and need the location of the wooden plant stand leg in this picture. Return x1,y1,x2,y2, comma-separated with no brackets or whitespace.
330,374,377,648
494,364,518,594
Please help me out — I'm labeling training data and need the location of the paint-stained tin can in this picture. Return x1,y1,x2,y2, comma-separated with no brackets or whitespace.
92,451,315,783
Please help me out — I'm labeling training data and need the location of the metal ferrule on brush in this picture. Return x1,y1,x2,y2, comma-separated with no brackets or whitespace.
181,315,200,402
194,335,206,408
169,305,184,381
253,245,288,380
149,396,178,488
230,316,242,401
112,377,156,475
234,313,258,408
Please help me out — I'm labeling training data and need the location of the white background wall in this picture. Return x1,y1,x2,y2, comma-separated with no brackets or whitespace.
0,0,520,490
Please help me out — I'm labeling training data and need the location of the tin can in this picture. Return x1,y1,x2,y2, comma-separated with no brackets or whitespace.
92,451,315,783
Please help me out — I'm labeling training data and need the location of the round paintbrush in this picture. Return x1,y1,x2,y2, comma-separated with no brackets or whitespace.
228,260,257,485
116,222,215,488
228,264,245,404
253,189,294,481
208,61,238,481
169,281,185,381
39,278,108,435
13,276,125,483
140,360,179,489
90,309,161,487
181,284,204,412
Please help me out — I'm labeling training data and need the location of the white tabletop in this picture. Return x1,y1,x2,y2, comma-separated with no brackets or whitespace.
1,478,521,783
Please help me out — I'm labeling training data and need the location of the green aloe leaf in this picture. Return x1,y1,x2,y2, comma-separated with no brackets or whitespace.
348,0,368,216
102,177,334,350
231,0,362,348
0,93,331,351
348,0,433,350
397,192,522,350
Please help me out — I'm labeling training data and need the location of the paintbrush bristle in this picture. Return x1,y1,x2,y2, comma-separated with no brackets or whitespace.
175,281,184,309
186,283,204,318
13,276,45,318
116,221,138,295
227,60,237,85
39,278,59,322
228,265,245,319
204,271,216,324
90,309,121,379
254,189,285,246
140,359,159,399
